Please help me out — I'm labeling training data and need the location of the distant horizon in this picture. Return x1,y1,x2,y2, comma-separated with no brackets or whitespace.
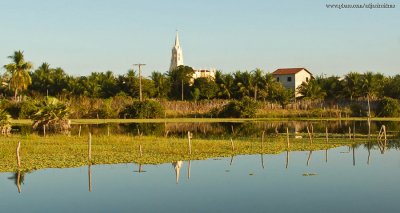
1,0,399,77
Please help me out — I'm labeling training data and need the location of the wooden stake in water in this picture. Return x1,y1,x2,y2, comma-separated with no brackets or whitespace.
88,133,92,162
107,125,110,136
139,145,143,157
188,131,192,154
325,126,329,143
43,125,46,137
306,126,313,144
230,138,235,151
261,131,265,149
16,141,21,168
349,127,352,139
286,127,290,149
78,125,82,137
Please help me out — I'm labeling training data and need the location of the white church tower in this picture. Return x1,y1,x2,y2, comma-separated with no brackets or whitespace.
169,31,184,71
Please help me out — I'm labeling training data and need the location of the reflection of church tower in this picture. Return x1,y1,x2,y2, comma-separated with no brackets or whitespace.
172,161,183,184
169,31,184,72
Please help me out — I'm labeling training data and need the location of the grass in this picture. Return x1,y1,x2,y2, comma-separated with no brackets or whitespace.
0,133,367,173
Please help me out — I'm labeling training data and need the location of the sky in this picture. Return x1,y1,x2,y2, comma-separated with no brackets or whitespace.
0,0,399,77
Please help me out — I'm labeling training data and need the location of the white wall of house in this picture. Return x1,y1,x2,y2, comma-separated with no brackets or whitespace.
274,69,312,97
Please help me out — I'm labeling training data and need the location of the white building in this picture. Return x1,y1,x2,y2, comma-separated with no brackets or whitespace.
272,68,313,97
169,32,184,72
169,32,216,83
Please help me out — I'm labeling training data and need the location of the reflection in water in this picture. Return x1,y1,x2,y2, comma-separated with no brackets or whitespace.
260,154,265,169
172,161,183,184
307,151,313,166
88,165,92,192
230,156,234,166
187,161,191,180
285,150,289,169
8,170,26,193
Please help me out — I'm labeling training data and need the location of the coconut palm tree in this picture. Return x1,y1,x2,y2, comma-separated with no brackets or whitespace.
252,68,265,101
297,79,326,100
3,51,33,100
343,72,362,101
32,97,71,133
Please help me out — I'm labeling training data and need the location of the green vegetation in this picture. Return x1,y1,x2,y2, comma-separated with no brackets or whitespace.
376,97,400,117
1,50,400,119
0,134,363,172
32,97,70,132
119,100,165,119
0,109,11,134
217,97,259,118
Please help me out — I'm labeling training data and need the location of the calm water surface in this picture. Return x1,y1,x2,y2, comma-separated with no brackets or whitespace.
1,145,399,213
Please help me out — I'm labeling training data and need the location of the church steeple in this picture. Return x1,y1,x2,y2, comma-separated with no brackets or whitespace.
169,31,184,71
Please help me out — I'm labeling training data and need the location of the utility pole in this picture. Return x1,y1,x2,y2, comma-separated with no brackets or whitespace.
133,63,146,102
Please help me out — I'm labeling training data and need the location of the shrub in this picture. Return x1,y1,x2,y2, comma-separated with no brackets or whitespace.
0,99,37,119
120,100,165,119
350,103,368,117
376,97,400,117
32,97,71,133
0,109,12,134
218,97,259,118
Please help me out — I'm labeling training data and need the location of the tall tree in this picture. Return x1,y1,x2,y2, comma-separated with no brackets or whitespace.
3,51,33,100
252,68,265,101
297,79,326,100
167,65,194,100
151,71,169,99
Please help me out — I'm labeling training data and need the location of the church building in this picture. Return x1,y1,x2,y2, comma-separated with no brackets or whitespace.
169,32,215,83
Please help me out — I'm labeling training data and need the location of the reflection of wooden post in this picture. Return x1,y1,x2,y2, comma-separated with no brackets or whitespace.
286,150,289,169
307,150,312,166
17,170,21,193
16,141,21,168
88,165,92,192
88,133,92,162
261,154,265,169
306,126,312,144
231,125,234,135
78,125,82,137
187,160,191,179
383,125,387,144
325,149,328,163
367,144,371,165
311,124,314,138
230,155,234,166
286,127,290,149
353,122,356,141
230,138,235,151
352,145,355,166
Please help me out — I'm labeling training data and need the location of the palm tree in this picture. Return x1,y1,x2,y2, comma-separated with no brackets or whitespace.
3,51,33,100
297,79,326,100
343,72,362,101
252,68,265,101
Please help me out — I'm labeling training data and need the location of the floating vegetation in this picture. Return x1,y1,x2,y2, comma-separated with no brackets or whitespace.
0,134,367,173
302,173,318,176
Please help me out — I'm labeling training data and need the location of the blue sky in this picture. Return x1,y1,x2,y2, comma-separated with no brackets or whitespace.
0,0,399,77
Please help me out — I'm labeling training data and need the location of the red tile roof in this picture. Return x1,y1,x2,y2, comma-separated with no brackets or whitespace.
272,68,312,75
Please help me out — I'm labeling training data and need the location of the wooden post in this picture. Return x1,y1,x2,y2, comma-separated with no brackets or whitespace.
16,141,21,168
188,131,192,154
349,126,352,139
43,125,46,137
325,126,329,143
88,133,92,163
107,125,110,136
78,125,82,137
367,118,371,141
383,125,387,147
230,138,235,151
306,126,312,144
139,145,143,157
261,131,265,149
286,127,290,149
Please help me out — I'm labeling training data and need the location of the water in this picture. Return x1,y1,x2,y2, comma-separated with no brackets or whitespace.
1,145,399,213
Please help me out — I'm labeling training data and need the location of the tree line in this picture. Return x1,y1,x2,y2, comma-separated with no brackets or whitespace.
2,50,400,107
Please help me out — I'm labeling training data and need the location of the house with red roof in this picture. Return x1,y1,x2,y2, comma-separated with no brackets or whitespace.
272,68,313,97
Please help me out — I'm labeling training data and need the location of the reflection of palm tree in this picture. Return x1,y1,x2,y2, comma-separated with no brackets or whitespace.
172,161,183,184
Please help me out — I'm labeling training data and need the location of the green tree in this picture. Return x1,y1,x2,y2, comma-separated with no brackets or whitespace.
343,72,362,101
167,65,194,100
192,77,218,100
3,51,33,100
151,71,169,99
215,71,234,99
251,68,265,101
297,79,326,100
